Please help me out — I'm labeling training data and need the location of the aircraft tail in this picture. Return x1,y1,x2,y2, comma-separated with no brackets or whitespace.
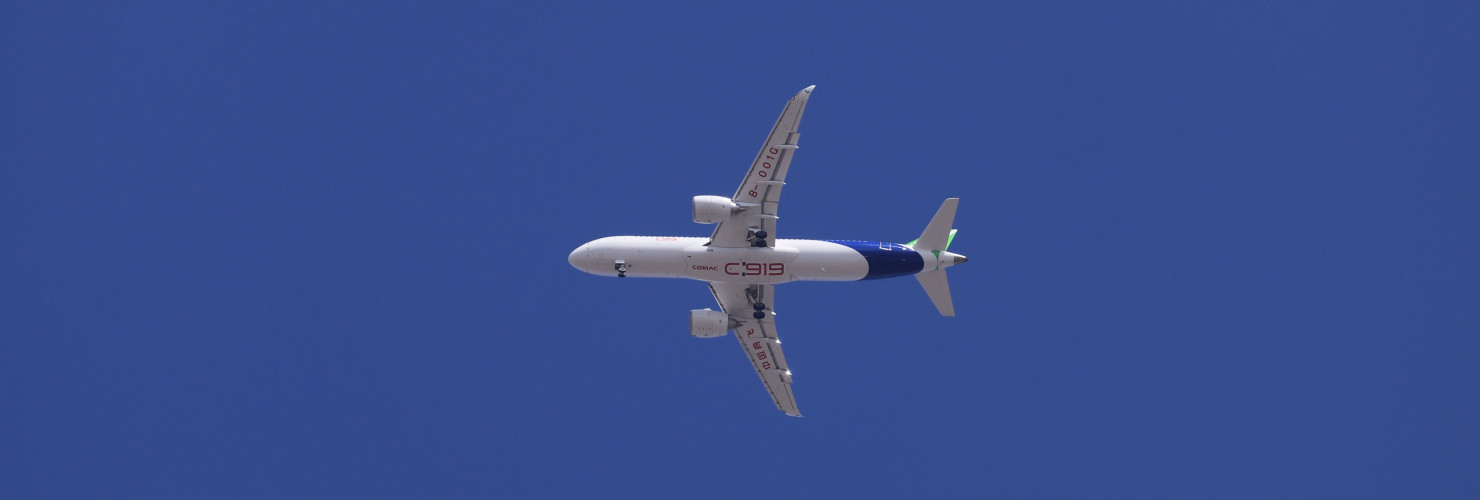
916,269,954,316
913,198,958,252
908,198,965,316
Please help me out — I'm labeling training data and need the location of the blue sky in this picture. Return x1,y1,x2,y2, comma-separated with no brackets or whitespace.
3,2,1477,497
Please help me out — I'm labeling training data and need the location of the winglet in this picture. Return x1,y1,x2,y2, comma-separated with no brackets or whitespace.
913,198,959,252
793,85,816,102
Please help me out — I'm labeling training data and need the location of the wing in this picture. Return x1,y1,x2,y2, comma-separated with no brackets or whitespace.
708,85,815,248
708,282,800,416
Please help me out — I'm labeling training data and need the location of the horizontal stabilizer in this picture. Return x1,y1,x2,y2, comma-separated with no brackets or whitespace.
915,269,954,316
914,198,959,252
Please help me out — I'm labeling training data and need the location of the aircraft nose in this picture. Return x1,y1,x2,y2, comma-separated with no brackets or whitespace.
568,245,591,271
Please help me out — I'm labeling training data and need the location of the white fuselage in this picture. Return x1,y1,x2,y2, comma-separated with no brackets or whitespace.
568,236,962,285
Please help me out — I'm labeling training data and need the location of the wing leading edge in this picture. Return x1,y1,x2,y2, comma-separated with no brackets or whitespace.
709,85,814,248
708,283,799,416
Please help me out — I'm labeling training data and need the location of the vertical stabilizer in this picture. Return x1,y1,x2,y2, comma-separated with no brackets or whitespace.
916,269,954,316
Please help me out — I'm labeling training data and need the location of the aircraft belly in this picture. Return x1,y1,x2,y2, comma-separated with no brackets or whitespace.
824,240,925,280
579,237,886,282
683,243,800,284
781,240,870,281
583,236,696,278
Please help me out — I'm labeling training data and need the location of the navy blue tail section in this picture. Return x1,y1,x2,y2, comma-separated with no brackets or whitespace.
826,240,924,280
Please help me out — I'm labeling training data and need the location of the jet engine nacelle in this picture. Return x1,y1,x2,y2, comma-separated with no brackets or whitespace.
692,195,738,224
690,308,729,338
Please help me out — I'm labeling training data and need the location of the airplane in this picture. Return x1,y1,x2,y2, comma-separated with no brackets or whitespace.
567,85,967,416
